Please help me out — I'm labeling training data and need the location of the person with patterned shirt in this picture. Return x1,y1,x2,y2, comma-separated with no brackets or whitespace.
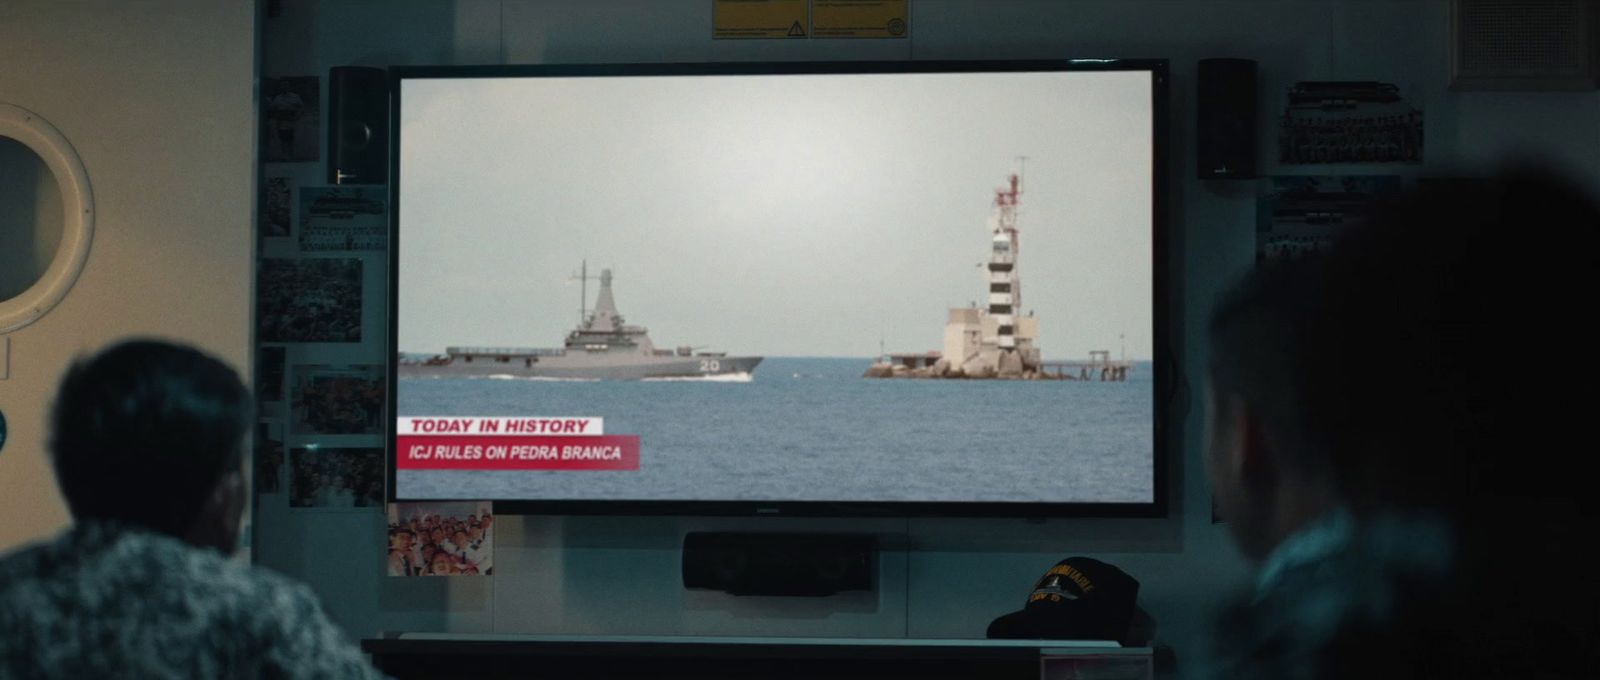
1197,171,1597,679
0,340,388,679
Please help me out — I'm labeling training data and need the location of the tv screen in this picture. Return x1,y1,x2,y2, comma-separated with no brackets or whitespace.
390,61,1167,515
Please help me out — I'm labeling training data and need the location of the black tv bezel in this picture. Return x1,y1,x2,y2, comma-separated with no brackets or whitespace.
386,59,1171,519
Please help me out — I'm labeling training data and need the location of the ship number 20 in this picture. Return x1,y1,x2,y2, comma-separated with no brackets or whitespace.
699,359,720,373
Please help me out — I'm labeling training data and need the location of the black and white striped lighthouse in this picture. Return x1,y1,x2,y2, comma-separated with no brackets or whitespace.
987,172,1022,350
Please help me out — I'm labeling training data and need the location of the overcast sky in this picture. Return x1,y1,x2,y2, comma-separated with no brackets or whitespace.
398,70,1153,360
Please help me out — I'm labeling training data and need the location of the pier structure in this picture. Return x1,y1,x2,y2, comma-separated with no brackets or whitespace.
1040,350,1135,382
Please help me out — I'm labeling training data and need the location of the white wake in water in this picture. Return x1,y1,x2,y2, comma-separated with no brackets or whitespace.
482,374,601,382
473,373,753,383
641,372,754,383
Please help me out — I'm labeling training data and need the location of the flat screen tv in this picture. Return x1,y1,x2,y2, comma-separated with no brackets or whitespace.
388,60,1169,516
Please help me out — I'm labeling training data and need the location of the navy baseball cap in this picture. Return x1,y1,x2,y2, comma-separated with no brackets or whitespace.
986,557,1140,641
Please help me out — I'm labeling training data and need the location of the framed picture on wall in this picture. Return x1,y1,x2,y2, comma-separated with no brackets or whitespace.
1255,175,1401,263
261,76,320,162
289,364,385,436
289,446,384,510
386,502,494,576
261,177,293,241
298,186,387,252
1278,81,1422,165
255,421,285,496
256,346,286,403
256,258,363,343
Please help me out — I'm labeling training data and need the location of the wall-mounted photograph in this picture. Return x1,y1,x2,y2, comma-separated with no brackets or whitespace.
298,186,387,252
255,422,285,496
1279,81,1423,164
261,76,320,162
289,446,383,509
257,345,286,403
1255,175,1401,263
261,176,293,240
385,502,494,576
290,364,385,435
256,258,363,343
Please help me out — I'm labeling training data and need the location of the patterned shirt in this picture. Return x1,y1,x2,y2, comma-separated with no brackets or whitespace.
0,521,388,680
1189,507,1597,679
1193,508,1468,680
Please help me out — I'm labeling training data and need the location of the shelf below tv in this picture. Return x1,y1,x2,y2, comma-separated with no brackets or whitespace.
362,634,1151,680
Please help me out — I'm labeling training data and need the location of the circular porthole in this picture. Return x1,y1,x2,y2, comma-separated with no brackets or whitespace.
0,103,94,334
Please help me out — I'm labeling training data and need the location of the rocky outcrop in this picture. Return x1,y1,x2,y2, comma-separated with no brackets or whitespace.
961,356,995,379
863,357,1065,380
996,349,1025,378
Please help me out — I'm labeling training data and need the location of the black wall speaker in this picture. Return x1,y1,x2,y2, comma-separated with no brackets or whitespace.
327,66,389,185
1196,58,1257,180
682,533,875,597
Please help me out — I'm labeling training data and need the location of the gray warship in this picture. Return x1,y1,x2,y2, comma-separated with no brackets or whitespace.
399,266,762,380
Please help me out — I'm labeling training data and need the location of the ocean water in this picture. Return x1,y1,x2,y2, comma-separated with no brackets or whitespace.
396,357,1153,504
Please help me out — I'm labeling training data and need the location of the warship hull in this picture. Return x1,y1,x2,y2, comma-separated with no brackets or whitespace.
402,265,761,381
398,354,762,380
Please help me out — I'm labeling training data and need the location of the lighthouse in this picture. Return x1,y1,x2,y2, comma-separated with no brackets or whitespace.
988,172,1021,350
935,168,1043,378
869,166,1049,380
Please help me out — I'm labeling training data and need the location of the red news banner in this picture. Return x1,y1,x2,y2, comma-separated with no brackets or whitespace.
396,417,639,471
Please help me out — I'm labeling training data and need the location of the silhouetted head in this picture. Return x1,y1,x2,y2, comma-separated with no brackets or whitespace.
1205,168,1599,560
50,339,253,552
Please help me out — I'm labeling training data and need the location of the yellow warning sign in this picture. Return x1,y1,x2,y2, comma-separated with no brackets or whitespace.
812,0,908,39
713,0,809,40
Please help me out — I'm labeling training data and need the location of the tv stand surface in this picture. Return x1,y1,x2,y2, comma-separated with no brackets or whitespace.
362,634,1151,680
